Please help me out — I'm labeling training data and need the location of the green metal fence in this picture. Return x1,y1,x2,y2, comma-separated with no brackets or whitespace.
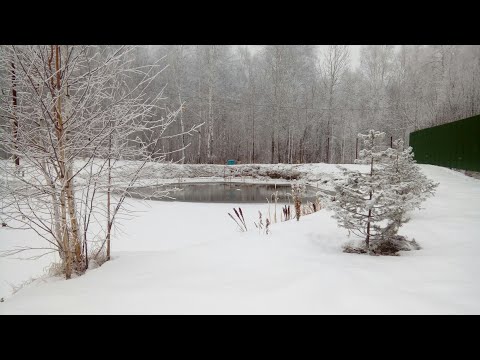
409,114,480,172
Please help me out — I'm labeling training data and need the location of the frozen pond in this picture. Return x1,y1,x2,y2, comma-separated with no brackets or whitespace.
128,182,320,203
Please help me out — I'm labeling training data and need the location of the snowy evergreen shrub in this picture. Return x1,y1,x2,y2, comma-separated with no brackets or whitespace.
319,130,437,254
384,139,438,211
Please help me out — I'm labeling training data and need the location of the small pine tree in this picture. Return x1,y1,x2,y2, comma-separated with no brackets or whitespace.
321,130,392,249
320,130,437,254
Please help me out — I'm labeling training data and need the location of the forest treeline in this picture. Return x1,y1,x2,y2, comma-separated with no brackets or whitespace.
3,45,479,164
142,45,479,164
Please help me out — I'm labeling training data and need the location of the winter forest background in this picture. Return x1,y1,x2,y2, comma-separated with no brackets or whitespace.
1,45,479,165
109,45,480,164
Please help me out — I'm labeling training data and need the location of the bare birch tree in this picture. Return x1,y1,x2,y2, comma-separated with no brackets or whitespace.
0,45,201,278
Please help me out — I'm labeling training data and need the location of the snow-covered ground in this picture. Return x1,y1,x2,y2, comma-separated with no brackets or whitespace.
1,164,480,314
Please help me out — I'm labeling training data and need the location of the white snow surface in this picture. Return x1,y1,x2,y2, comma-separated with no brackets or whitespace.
1,164,480,314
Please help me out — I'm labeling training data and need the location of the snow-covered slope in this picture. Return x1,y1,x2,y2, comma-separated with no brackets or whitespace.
1,164,479,314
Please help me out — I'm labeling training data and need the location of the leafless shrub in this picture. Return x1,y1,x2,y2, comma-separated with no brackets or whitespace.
302,199,321,215
228,207,247,232
282,205,291,221
45,261,65,277
254,210,264,233
291,183,305,221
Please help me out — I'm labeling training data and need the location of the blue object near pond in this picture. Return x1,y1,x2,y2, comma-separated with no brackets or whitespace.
227,159,236,165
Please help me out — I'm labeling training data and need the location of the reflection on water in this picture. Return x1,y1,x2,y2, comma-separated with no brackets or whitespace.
129,182,319,203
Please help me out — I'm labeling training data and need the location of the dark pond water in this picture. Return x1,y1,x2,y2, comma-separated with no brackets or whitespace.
129,182,320,203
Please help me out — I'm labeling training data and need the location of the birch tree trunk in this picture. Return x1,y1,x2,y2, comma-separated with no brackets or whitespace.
10,61,19,167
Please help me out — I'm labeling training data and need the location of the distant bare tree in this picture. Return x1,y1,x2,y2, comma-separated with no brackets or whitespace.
321,45,350,163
